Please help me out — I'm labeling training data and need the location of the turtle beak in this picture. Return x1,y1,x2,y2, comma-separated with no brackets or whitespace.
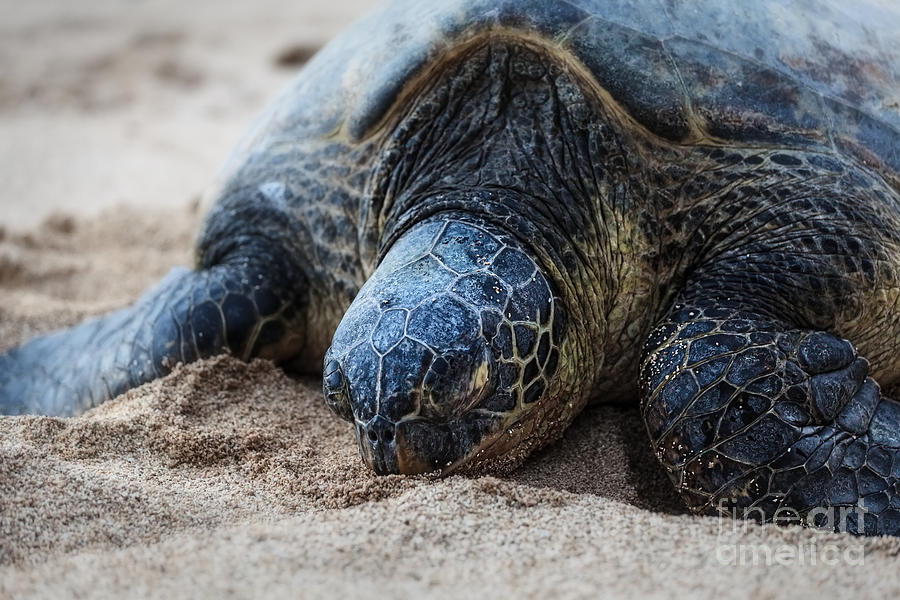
355,412,505,475
356,416,399,474
356,416,445,475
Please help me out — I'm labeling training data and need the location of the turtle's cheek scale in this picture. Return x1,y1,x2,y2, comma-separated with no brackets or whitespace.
323,216,565,475
322,358,353,422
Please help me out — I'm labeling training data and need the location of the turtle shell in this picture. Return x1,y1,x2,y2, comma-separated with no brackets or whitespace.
236,0,900,186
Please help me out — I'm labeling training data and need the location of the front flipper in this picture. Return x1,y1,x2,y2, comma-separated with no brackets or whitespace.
0,261,304,416
641,297,900,536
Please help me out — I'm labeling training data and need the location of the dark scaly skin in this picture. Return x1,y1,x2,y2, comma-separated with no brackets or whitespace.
642,299,900,534
1,1,900,536
638,141,900,533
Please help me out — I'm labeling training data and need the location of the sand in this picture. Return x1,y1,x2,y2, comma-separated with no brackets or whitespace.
2,2,900,599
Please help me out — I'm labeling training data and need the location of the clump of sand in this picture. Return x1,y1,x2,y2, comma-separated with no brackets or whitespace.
2,207,900,599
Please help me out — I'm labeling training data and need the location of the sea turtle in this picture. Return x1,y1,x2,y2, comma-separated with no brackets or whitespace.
3,0,900,535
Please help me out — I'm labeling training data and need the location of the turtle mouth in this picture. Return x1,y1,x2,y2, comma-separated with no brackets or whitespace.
354,411,506,475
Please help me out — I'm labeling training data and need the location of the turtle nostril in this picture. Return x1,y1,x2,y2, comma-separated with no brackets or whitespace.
359,417,401,474
364,416,397,446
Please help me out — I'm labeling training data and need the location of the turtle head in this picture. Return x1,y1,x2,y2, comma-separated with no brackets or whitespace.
323,217,564,475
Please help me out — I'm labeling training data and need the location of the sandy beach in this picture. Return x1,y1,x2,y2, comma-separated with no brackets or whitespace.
2,2,900,598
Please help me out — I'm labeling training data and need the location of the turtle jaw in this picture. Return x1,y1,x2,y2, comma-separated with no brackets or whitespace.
353,411,504,475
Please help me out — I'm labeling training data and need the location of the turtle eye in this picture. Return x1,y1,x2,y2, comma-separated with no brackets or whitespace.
323,359,353,422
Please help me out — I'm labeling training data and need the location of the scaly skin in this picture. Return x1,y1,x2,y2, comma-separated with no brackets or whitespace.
642,298,900,535
634,138,900,533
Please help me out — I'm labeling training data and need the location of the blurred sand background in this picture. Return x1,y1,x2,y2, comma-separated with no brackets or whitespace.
2,1,900,598
0,0,378,229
